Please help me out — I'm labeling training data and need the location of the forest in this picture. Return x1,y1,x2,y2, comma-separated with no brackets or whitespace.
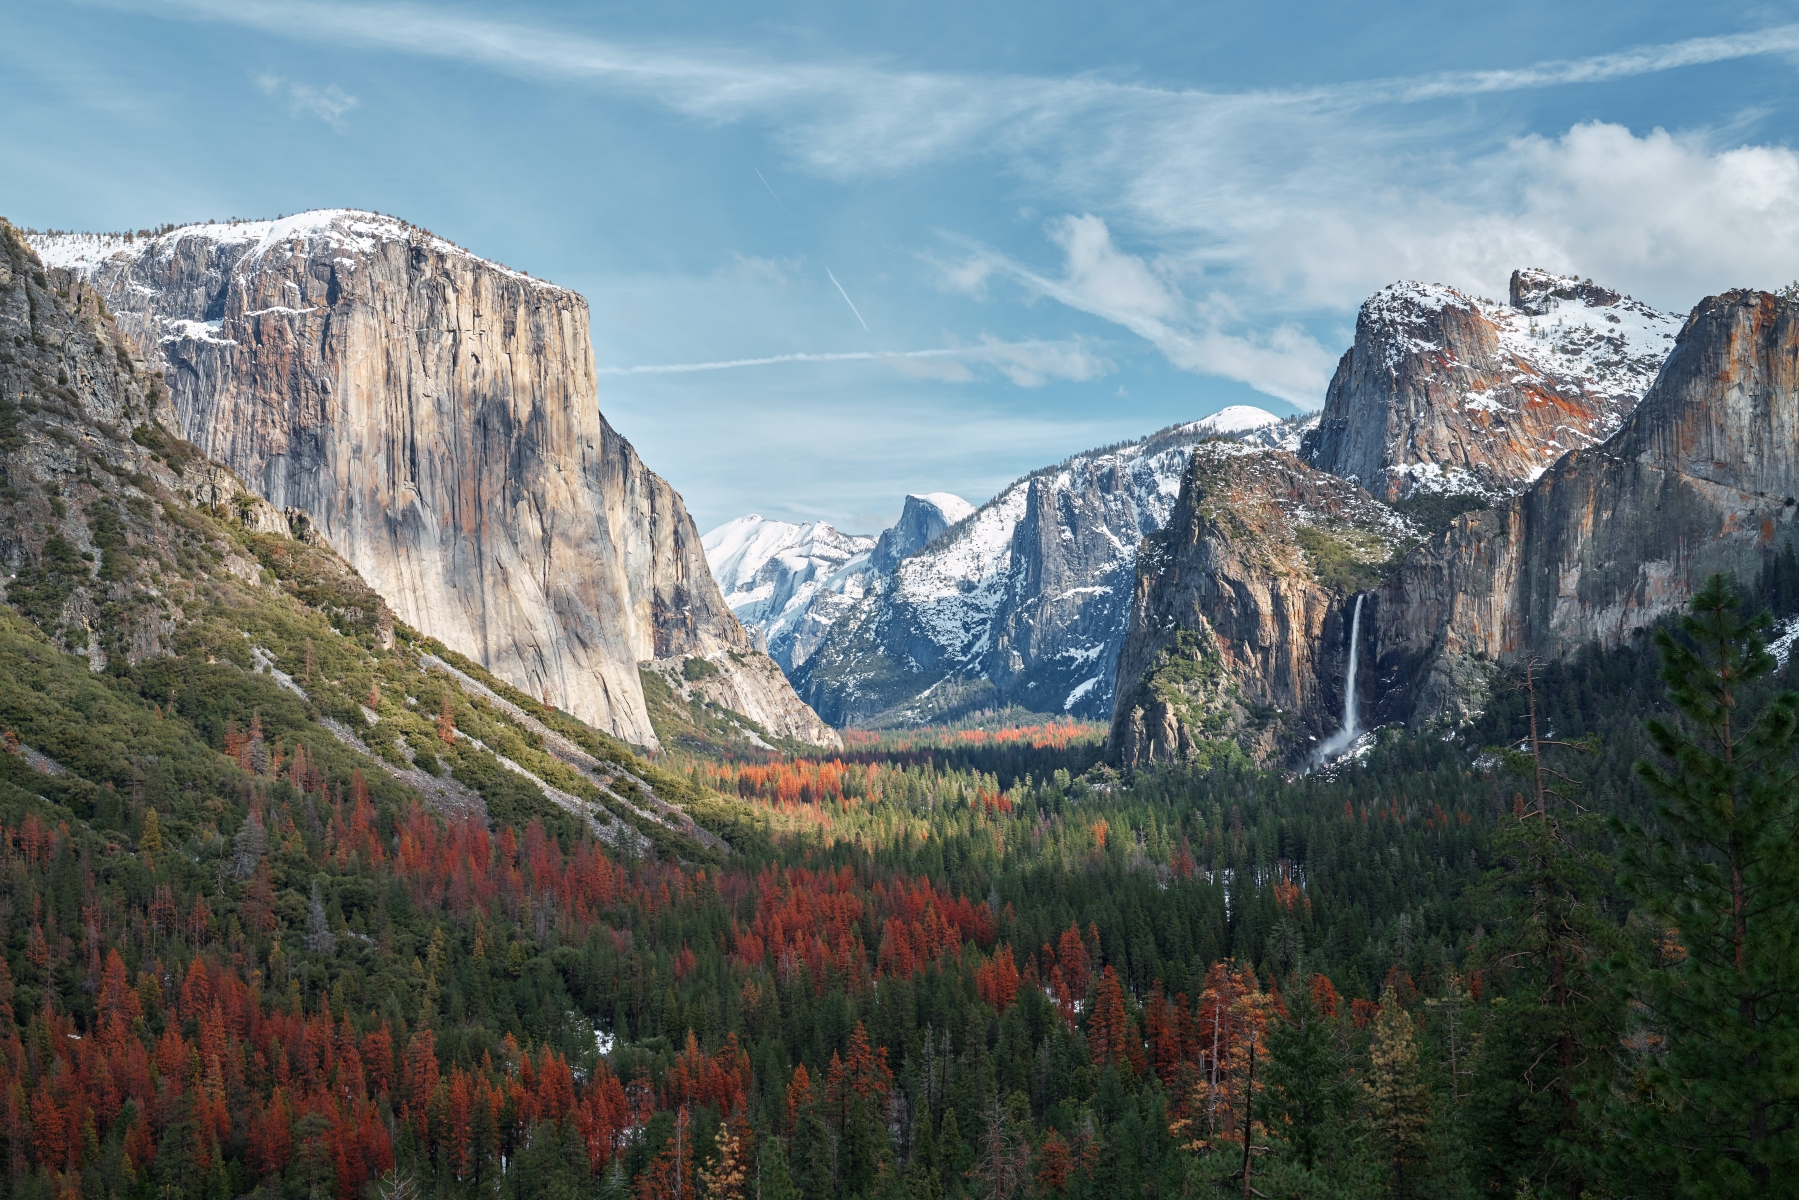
2,219,1796,1199
5,541,1797,1200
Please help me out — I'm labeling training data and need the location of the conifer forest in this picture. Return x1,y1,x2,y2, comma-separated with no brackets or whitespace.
4,220,1799,1200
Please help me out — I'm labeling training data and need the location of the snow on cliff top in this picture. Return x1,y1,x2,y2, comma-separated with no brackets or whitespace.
28,209,566,293
909,492,976,525
1363,274,1679,406
1194,405,1282,435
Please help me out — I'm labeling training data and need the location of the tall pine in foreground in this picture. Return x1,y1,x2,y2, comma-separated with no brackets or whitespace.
1469,657,1617,1197
1612,574,1799,1195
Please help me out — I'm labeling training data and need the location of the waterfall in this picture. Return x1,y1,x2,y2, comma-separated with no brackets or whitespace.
1317,594,1365,761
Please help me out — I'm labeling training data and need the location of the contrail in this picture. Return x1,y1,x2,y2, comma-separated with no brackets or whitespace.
753,167,791,216
827,268,870,332
596,346,971,375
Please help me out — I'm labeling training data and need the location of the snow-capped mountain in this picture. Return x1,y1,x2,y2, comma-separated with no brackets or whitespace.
704,492,978,674
789,418,1291,725
703,516,879,672
1302,269,1680,501
870,493,976,574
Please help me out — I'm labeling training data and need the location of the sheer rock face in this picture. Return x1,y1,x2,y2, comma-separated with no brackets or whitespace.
869,493,973,575
1107,444,1415,768
1369,289,1799,726
1301,271,1679,502
32,212,836,749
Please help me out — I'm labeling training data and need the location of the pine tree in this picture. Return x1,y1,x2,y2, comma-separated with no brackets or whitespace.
758,1137,800,1200
1612,574,1799,1192
1364,983,1430,1200
791,1095,835,1200
701,1119,748,1200
1264,978,1352,1174
1087,966,1133,1073
938,1109,967,1199
1470,655,1616,1196
139,806,162,855
907,1103,942,1200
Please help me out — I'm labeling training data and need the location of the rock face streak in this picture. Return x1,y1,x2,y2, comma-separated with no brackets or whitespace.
1370,290,1799,725
34,213,836,749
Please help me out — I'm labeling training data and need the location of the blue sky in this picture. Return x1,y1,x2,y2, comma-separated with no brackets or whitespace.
6,2,1799,533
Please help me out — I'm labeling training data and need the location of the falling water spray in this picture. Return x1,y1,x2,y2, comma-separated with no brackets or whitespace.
1316,593,1365,762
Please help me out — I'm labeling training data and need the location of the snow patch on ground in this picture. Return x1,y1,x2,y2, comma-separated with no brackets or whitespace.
1772,615,1799,666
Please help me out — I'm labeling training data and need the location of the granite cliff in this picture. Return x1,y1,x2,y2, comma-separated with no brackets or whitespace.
1302,270,1678,504
1108,443,1415,767
1367,288,1799,727
31,212,837,751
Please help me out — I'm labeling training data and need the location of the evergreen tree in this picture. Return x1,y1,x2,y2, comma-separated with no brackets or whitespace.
938,1109,968,1199
1364,983,1430,1200
792,1096,836,1200
907,1104,943,1200
1612,574,1799,1194
1470,656,1616,1197
1264,979,1352,1174
758,1137,800,1200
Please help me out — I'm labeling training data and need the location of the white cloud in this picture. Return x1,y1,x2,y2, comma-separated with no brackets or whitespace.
954,217,1337,406
255,72,359,129
176,4,1799,390
714,253,806,285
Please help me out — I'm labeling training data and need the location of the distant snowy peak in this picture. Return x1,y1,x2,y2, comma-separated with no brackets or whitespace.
703,515,872,597
1303,268,1681,502
30,209,568,295
870,492,974,575
913,492,976,525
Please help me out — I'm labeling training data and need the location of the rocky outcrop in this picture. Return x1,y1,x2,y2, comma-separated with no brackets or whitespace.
792,421,1277,725
1368,289,1799,727
1302,271,1678,502
869,493,973,574
31,212,837,750
1108,443,1415,767
644,650,842,749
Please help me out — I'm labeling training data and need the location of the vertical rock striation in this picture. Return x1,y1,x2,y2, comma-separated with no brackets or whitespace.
32,212,837,749
1369,289,1799,726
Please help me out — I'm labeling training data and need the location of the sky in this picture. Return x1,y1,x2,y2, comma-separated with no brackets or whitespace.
5,3,1799,534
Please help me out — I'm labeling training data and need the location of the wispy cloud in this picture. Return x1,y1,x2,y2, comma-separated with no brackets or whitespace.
157,2,1799,399
944,216,1337,405
597,338,1108,387
254,72,359,129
